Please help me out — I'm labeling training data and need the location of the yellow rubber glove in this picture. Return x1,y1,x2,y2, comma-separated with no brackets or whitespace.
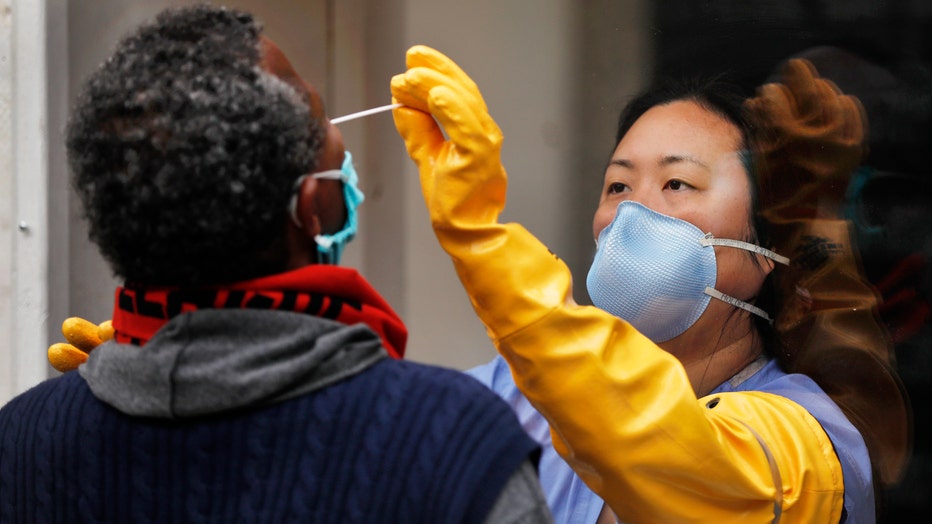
48,317,113,372
392,45,844,523
391,45,570,339
746,59,910,486
745,58,866,222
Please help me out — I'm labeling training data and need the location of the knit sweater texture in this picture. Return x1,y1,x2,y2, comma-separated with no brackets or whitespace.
0,309,539,523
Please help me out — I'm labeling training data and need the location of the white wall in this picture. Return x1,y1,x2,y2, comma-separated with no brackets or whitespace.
370,0,650,369
1,0,649,403
0,0,16,401
1,0,52,402
396,0,584,370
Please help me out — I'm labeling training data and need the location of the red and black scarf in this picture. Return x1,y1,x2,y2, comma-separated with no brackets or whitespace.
111,265,407,359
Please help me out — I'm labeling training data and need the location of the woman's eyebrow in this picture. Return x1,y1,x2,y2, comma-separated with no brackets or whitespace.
660,154,709,169
609,155,710,170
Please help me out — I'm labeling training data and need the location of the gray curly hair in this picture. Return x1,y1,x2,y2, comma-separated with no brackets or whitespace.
67,4,325,286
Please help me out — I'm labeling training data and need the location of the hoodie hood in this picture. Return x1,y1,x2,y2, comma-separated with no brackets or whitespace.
79,308,386,418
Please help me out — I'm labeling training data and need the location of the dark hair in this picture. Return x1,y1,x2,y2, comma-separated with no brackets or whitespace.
613,77,777,355
67,5,324,286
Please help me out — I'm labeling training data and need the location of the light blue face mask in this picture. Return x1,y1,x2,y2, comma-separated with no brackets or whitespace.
586,201,788,343
288,150,365,265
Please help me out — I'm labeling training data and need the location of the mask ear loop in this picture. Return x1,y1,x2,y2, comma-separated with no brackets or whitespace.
287,170,345,228
704,287,775,323
288,175,309,228
699,234,791,266
311,169,345,181
699,233,791,323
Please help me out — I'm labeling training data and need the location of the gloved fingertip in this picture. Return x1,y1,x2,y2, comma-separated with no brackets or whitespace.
391,74,433,113
406,45,432,68
48,343,89,373
406,44,432,57
389,74,407,98
761,83,793,108
406,44,445,66
98,320,115,342
62,316,104,352
786,57,818,78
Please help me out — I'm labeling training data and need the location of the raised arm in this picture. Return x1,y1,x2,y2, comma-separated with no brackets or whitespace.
391,46,844,522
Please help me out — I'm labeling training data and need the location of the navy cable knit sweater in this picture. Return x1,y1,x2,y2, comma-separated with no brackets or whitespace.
1,356,537,523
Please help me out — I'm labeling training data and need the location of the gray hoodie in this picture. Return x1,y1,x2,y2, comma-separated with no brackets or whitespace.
79,308,386,418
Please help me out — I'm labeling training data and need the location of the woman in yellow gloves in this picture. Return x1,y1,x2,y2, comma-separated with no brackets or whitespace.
390,45,908,523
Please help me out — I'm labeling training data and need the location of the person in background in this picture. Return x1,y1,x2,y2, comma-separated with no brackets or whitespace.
392,45,908,522
0,7,550,523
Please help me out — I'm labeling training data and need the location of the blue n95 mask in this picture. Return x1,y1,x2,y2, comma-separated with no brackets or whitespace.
288,150,365,265
586,201,788,343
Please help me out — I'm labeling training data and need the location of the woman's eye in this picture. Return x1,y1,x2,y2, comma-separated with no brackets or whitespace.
607,182,627,194
666,179,690,191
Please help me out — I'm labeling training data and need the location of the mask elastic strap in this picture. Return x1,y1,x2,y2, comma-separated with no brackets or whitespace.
704,287,773,324
287,170,347,228
311,169,344,181
698,234,787,323
314,235,336,264
699,234,790,266
288,174,309,228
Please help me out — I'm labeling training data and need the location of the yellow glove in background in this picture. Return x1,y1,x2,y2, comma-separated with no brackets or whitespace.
391,45,845,523
47,317,113,373
746,58,910,486
745,58,866,221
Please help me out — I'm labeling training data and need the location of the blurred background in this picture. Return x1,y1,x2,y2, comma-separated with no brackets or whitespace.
1,0,929,520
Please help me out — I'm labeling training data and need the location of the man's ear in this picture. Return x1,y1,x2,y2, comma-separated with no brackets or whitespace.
291,175,323,239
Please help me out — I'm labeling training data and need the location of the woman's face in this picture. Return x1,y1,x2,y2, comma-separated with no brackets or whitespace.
592,100,767,333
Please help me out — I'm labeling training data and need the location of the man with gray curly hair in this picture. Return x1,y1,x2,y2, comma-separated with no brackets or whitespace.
0,5,550,523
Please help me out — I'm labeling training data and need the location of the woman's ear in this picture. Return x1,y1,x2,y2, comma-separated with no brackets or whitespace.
760,249,777,277
764,254,776,274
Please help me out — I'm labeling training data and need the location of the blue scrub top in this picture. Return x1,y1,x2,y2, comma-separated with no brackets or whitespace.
468,356,607,524
469,355,873,524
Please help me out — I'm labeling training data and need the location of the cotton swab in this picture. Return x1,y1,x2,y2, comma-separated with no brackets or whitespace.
330,103,403,125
